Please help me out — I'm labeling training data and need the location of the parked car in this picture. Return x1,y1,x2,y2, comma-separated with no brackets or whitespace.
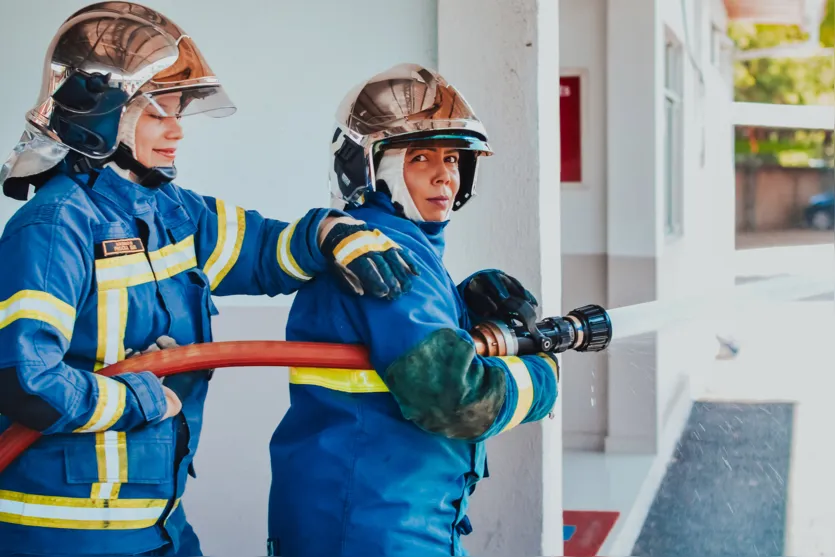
804,190,835,230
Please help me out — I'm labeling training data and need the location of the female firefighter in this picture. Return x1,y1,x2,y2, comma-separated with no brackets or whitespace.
0,4,417,556
267,63,561,556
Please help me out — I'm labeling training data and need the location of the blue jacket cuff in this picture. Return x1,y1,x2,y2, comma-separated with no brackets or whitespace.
293,208,348,276
115,371,167,424
523,355,559,423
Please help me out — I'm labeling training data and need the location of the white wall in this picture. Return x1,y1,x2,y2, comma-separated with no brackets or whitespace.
606,0,660,260
558,0,611,450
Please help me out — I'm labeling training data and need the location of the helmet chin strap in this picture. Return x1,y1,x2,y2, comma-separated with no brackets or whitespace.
107,96,177,188
110,142,176,188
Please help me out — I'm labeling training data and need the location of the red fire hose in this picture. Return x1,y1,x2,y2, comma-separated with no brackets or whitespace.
0,340,371,475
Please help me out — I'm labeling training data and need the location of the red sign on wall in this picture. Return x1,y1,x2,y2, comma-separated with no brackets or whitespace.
560,75,582,183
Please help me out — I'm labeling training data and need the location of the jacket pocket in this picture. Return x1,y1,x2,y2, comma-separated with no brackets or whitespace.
65,438,173,485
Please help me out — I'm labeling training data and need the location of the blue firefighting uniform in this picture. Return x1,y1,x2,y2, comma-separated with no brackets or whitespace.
267,192,559,556
0,165,334,556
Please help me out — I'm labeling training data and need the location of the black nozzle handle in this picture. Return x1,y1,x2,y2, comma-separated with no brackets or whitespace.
566,304,612,352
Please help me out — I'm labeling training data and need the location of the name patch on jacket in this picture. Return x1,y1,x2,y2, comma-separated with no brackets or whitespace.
97,238,145,258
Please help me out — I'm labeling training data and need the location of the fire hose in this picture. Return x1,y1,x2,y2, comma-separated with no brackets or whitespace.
0,304,611,474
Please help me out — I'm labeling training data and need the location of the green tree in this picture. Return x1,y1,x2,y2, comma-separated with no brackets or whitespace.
821,0,834,48
730,4,834,167
729,3,835,106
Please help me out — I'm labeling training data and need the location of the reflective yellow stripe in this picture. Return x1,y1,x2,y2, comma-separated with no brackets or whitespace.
0,490,167,530
97,239,194,290
333,230,398,267
83,287,129,498
148,235,193,262
277,220,312,282
203,200,229,280
74,375,127,433
90,482,120,500
164,498,181,526
499,356,535,433
93,289,128,371
95,253,155,291
94,292,108,371
537,352,559,381
204,200,246,290
91,431,127,499
290,367,388,393
148,235,197,281
0,290,76,341
213,207,245,289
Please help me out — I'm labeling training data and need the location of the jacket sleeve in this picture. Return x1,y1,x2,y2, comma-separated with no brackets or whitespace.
348,260,559,442
188,193,339,296
0,217,167,434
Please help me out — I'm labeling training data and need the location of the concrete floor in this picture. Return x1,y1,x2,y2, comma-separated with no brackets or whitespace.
564,231,834,556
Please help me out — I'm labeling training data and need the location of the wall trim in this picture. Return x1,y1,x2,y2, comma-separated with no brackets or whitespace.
564,431,606,451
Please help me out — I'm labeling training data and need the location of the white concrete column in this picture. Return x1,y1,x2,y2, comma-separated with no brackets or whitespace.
604,0,662,454
439,1,563,555
558,0,611,452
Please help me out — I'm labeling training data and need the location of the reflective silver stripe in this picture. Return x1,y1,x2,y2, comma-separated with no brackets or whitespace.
498,356,535,432
0,499,163,521
0,489,167,529
74,375,127,433
204,200,245,289
102,289,124,366
95,254,154,290
333,230,397,267
0,290,75,340
91,431,127,500
149,236,197,280
277,220,312,281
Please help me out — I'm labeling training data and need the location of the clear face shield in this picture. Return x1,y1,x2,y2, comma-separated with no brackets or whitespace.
48,79,236,123
134,36,236,119
139,86,235,120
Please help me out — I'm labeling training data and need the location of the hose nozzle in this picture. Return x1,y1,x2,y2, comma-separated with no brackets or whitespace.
471,304,612,356
565,304,613,352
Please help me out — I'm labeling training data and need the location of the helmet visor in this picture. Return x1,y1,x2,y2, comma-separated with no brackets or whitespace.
376,132,492,155
141,85,236,119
